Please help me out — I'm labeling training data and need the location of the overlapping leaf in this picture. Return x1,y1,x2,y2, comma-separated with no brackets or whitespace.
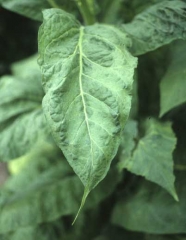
0,142,120,234
121,1,186,56
38,9,137,195
160,41,186,117
0,57,47,161
1,0,77,21
112,171,186,234
119,119,178,200
1,0,50,21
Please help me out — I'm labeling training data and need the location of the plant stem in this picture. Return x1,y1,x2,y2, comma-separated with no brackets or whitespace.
75,0,96,25
47,0,60,9
174,164,186,171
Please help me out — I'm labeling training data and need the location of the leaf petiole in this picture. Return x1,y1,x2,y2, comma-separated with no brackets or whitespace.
75,0,96,25
47,0,61,9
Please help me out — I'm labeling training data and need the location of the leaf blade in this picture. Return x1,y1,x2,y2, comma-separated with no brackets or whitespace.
121,0,186,56
120,119,178,200
38,9,137,192
160,41,186,117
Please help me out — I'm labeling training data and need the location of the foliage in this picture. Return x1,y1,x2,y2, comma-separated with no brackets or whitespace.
0,0,186,239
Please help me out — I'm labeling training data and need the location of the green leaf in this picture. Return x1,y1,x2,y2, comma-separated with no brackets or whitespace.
121,1,186,56
145,234,184,240
1,0,78,21
1,0,50,21
11,54,40,78
120,119,178,200
0,218,69,240
0,57,46,161
160,41,186,117
0,143,120,234
99,0,123,24
118,119,138,170
38,9,137,196
112,171,186,234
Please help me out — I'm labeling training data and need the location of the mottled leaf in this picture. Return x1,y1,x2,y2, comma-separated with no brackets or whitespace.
121,1,186,56
112,171,186,234
120,119,178,200
38,9,137,197
160,41,186,117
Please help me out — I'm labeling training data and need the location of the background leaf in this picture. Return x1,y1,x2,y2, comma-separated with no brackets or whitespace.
118,119,138,170
1,0,78,21
119,119,178,200
38,9,137,194
112,171,186,234
0,56,47,161
1,0,50,21
121,1,186,56
160,41,186,117
0,142,120,234
98,0,122,24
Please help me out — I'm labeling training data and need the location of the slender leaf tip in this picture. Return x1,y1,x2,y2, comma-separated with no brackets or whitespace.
72,187,90,225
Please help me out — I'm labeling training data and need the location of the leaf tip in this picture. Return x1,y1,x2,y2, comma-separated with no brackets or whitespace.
72,187,90,225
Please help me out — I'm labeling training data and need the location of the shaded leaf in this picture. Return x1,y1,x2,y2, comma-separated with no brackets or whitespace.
1,0,78,21
0,58,46,161
94,225,145,240
120,119,178,200
145,234,186,240
118,119,138,170
160,41,186,117
0,143,120,234
38,9,137,196
98,0,123,23
1,0,50,21
121,1,186,56
112,171,186,234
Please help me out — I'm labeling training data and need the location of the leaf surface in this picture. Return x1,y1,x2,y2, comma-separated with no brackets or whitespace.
112,172,186,234
38,9,137,193
160,41,186,116
120,119,178,200
121,1,186,56
0,57,46,161
1,0,77,21
0,143,120,234
1,0,50,21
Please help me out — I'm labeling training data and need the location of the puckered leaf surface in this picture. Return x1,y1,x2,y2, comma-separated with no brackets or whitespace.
38,9,137,193
121,0,186,56
119,119,178,200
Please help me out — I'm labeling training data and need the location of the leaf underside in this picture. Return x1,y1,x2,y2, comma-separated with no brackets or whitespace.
38,9,137,193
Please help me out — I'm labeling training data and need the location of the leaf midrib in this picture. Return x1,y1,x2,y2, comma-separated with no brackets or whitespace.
78,26,94,169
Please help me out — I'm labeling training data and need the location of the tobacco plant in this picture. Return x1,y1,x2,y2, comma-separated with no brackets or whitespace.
0,0,186,239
